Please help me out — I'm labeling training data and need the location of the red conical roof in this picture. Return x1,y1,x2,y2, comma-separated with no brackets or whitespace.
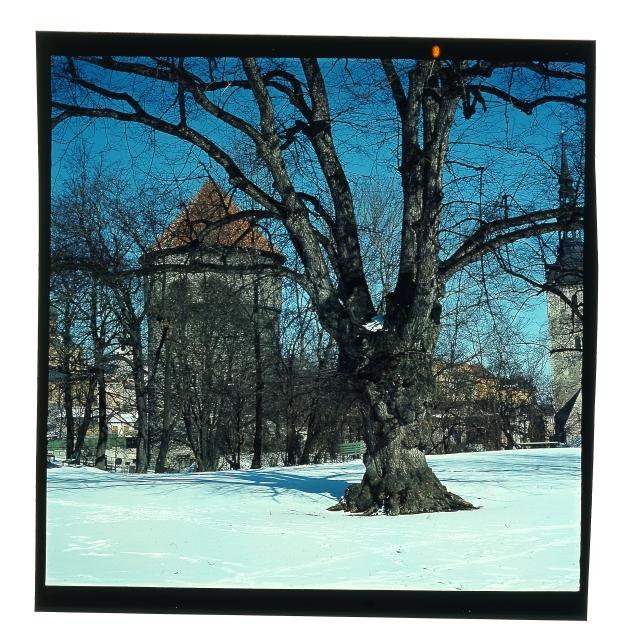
151,180,280,256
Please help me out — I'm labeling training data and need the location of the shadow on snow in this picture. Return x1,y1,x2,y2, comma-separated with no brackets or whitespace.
46,466,355,502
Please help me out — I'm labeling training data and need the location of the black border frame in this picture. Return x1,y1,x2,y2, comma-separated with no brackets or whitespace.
36,32,596,619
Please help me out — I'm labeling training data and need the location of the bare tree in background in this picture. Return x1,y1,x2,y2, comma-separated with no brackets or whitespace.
51,162,181,471
49,269,97,461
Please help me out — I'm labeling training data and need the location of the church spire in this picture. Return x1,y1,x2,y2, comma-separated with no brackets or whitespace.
558,131,577,242
558,131,574,210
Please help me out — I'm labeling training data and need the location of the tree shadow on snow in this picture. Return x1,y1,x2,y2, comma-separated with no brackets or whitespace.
46,466,354,502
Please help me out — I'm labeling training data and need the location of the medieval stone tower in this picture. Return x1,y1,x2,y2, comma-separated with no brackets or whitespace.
545,139,583,444
142,180,284,468
144,180,283,336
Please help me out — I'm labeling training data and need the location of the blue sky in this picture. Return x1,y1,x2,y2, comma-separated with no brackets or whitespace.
51,57,586,386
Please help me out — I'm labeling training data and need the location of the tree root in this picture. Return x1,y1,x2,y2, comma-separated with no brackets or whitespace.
328,476,478,516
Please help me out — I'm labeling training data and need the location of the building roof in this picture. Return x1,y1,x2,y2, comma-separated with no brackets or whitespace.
149,180,281,257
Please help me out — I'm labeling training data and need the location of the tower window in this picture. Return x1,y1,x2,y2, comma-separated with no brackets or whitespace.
574,336,582,351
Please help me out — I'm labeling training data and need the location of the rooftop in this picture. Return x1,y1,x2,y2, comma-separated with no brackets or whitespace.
149,181,281,257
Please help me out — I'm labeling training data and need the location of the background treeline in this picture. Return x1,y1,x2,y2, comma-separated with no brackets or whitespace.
48,159,553,473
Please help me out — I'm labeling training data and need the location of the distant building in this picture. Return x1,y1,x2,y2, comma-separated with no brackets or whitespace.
431,361,539,452
143,179,283,350
545,137,583,444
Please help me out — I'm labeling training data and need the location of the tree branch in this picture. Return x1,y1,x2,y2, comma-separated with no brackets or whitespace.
490,248,584,322
300,57,373,317
458,60,585,82
380,59,407,118
51,253,313,293
52,100,281,215
469,84,586,115
439,207,583,280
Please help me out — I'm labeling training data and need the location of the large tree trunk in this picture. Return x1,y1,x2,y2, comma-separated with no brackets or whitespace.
299,408,319,466
116,288,154,474
134,383,149,473
250,281,264,469
128,315,151,473
94,365,108,470
340,430,475,516
71,372,96,461
250,372,263,469
89,279,109,471
60,309,75,459
285,416,298,466
198,423,218,472
62,363,75,460
146,367,158,464
154,339,173,473
332,344,476,516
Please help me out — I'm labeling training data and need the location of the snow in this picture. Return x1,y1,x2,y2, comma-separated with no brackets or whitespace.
362,314,385,332
46,447,581,591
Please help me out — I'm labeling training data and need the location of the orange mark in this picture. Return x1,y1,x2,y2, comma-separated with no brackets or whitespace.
431,45,441,59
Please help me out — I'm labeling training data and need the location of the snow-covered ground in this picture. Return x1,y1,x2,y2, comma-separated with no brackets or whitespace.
46,448,581,591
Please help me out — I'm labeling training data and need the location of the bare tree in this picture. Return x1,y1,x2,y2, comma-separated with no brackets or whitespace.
51,189,118,467
52,55,586,514
49,270,98,461
51,160,183,471
162,275,258,471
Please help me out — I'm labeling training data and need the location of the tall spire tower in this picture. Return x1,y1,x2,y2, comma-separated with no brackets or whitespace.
545,134,583,444
558,131,580,242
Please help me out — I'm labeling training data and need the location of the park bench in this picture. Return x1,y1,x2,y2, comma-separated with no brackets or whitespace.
336,440,367,460
517,441,559,449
